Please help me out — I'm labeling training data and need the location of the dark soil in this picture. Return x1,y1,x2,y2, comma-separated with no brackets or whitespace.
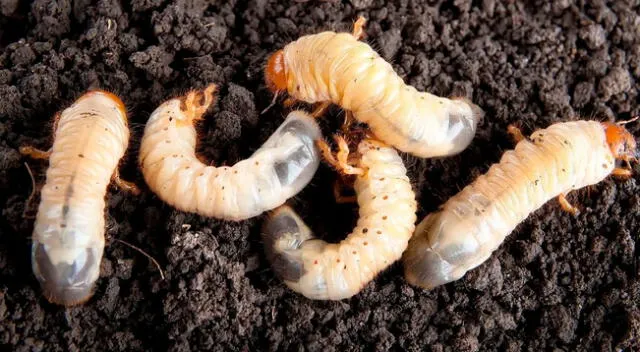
1,0,639,351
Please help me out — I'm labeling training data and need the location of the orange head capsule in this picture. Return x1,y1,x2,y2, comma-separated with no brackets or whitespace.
82,90,126,113
76,90,128,124
602,121,637,163
265,50,287,92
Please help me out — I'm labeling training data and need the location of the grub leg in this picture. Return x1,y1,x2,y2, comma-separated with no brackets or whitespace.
507,124,525,144
20,146,52,160
112,168,141,195
611,167,633,179
311,102,331,119
352,16,367,40
557,193,579,215
316,136,365,176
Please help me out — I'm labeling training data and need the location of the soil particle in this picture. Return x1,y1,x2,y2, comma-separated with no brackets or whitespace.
350,0,374,10
1,0,639,351
572,81,594,108
219,83,258,127
0,0,18,16
598,66,632,100
163,230,265,350
580,23,607,50
30,0,72,40
151,1,230,55
377,28,402,61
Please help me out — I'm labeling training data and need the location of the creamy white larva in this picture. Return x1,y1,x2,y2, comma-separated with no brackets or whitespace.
28,91,131,306
139,84,322,221
262,139,417,300
265,17,484,158
403,120,637,289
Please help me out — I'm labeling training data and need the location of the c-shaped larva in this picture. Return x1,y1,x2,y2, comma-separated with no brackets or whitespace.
264,17,484,158
20,90,138,306
403,120,637,290
139,85,322,221
262,137,417,300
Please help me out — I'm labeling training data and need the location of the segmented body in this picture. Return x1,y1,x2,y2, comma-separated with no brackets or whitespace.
32,91,130,305
277,31,483,158
139,86,322,221
262,139,417,300
403,121,617,289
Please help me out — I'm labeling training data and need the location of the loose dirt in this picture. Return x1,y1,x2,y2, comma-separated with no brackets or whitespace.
1,1,638,351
